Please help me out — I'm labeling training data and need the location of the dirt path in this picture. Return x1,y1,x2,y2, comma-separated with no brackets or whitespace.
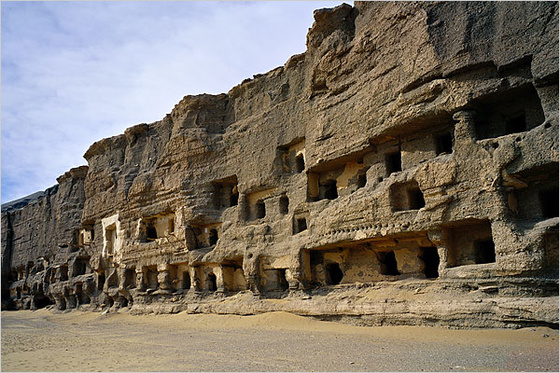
2,309,558,372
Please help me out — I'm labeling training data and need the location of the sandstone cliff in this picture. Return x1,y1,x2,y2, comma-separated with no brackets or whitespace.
2,2,558,328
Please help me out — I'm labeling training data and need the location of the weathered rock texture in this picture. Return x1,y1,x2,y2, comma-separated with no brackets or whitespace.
2,2,558,328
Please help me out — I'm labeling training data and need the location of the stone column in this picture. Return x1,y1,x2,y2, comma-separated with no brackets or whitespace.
452,110,477,142
135,269,145,291
246,274,260,295
64,286,77,309
238,194,250,221
117,267,127,290
180,269,191,291
243,253,261,295
191,266,202,292
288,269,302,290
428,230,448,277
54,267,62,282
30,295,38,311
157,264,171,291
53,294,66,311
289,248,310,290
215,266,225,294
83,279,95,303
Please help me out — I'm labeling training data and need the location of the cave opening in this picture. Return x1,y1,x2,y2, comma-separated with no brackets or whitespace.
325,262,344,285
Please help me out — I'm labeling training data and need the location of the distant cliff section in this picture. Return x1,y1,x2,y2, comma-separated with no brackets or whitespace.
2,2,558,328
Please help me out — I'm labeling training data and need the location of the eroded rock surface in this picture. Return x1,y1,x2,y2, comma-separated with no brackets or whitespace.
2,2,558,328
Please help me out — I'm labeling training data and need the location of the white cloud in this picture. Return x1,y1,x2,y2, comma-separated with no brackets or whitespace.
1,1,346,203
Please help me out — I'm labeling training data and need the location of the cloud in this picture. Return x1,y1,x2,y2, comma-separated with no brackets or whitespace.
1,1,345,203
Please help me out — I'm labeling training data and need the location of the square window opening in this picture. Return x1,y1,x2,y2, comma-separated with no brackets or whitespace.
386,152,402,175
294,217,308,234
279,195,289,215
390,181,425,212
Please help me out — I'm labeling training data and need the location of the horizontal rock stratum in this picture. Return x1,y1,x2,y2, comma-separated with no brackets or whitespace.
2,1,558,328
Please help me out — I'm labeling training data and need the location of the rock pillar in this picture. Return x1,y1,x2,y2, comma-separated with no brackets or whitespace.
452,110,477,142
428,230,449,277
135,269,145,291
215,266,226,293
157,264,171,291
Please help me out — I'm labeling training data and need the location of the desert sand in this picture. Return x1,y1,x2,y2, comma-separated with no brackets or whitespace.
2,309,558,372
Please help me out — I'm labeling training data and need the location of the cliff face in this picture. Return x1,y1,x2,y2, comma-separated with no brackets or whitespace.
1,166,88,309
2,2,558,328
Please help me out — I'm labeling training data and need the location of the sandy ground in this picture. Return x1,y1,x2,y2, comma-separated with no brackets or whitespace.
1,309,558,372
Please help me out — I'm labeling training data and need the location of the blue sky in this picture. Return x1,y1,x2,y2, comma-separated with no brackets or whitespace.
1,1,344,203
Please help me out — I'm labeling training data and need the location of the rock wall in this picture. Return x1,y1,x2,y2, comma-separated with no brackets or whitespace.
2,2,558,328
2,166,88,310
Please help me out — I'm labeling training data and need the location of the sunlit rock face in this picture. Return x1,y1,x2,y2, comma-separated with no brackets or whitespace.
2,1,558,328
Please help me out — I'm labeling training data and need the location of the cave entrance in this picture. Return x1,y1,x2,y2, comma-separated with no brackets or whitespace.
420,247,440,279
435,132,453,155
505,113,527,135
212,176,239,209
276,269,289,291
146,224,158,240
255,200,266,219
104,224,117,256
144,266,158,290
182,271,191,290
141,213,175,242
378,251,400,276
34,293,53,309
293,213,309,235
386,151,402,175
279,195,289,215
325,263,343,285
73,257,89,277
320,180,338,200
474,239,496,264
75,283,90,305
124,268,136,289
295,154,305,173
208,229,219,246
540,187,559,219
262,268,289,291
97,272,105,291
207,272,217,292
390,180,425,212
472,85,545,140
